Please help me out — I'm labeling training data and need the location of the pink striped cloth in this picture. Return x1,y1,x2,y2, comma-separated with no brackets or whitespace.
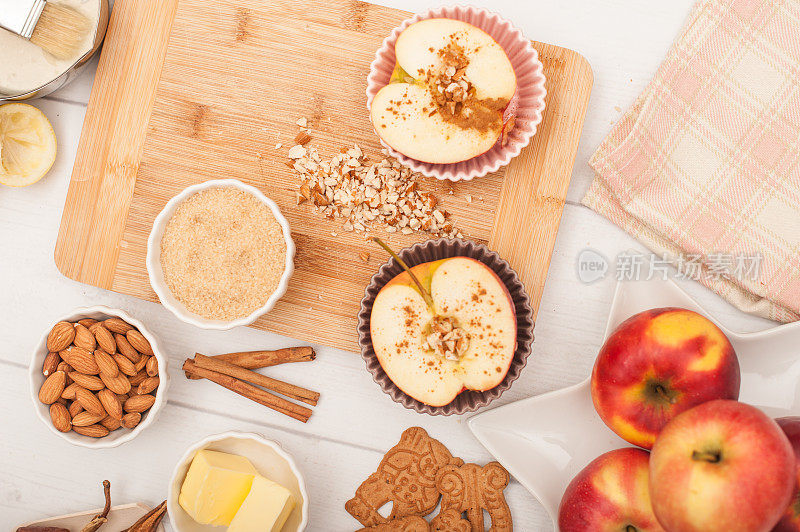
584,0,800,322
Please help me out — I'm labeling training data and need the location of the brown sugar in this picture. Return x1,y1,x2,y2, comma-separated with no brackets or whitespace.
160,187,287,321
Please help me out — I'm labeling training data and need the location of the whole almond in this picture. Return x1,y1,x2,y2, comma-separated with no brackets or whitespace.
98,389,123,420
49,403,71,432
134,355,149,373
100,372,131,395
73,323,96,351
62,346,100,375
94,349,119,378
126,329,153,356
100,416,122,431
124,394,155,413
91,324,116,354
104,317,134,334
78,318,98,328
76,388,106,416
129,370,148,387
146,356,158,377
68,372,105,391
137,376,160,395
61,383,84,400
42,352,61,376
68,401,84,417
113,353,137,376
71,411,106,427
115,333,141,363
39,371,66,404
46,322,75,352
121,412,141,429
73,424,109,438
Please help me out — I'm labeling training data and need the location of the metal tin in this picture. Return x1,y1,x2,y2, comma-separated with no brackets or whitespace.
358,238,535,416
0,0,109,101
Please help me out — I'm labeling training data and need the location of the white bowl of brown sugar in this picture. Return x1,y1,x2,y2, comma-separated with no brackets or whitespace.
146,179,295,330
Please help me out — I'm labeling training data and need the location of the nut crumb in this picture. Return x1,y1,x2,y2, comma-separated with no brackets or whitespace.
296,117,308,128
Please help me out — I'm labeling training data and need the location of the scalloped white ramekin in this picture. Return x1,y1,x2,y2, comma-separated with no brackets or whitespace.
29,306,170,449
167,431,309,532
146,179,295,330
366,5,547,182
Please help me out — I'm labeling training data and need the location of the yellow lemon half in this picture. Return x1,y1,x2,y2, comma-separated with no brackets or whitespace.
0,103,57,187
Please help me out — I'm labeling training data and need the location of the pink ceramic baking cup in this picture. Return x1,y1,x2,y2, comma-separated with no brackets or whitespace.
357,238,535,416
366,6,547,182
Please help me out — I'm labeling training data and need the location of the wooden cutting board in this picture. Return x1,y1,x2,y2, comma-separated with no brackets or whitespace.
55,0,592,352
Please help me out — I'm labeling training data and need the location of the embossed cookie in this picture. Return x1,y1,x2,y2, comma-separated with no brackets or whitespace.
346,427,464,526
432,462,513,531
358,515,431,532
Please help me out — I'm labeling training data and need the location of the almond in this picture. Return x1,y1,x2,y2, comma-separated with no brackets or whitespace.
90,324,116,354
98,389,123,420
137,376,160,395
42,352,61,376
71,411,106,427
100,372,131,395
73,323,96,351
46,322,75,352
56,361,72,374
113,353,137,376
68,401,84,417
121,412,141,429
68,372,105,391
75,388,106,416
94,349,119,378
124,394,155,413
61,383,84,401
126,329,153,356
134,355,149,374
100,416,122,431
104,317,134,334
129,370,148,387
77,318,98,328
39,371,66,404
146,356,158,377
115,333,141,363
49,403,71,432
62,346,100,375
73,424,109,438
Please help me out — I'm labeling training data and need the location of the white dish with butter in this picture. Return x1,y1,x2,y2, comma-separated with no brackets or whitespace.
168,431,308,532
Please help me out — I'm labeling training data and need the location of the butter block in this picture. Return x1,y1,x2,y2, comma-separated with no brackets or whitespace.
228,474,296,532
179,449,258,526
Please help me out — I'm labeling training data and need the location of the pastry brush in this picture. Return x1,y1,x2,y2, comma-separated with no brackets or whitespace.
0,0,92,60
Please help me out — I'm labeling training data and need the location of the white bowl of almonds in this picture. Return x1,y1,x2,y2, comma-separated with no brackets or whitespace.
29,306,168,448
146,179,295,330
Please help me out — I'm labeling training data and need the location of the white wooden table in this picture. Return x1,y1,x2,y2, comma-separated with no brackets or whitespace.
1,1,777,530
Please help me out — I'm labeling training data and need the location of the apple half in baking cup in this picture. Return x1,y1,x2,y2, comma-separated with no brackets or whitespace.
370,18,517,165
370,257,517,407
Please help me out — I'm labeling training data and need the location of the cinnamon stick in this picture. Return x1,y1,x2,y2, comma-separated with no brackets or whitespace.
194,354,319,406
187,347,315,379
182,359,312,423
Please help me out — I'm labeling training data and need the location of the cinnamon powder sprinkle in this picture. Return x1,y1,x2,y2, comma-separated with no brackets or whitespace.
160,187,287,321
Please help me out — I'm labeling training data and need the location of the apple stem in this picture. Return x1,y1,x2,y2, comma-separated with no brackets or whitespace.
654,384,676,404
691,450,721,463
372,237,435,309
626,527,638,532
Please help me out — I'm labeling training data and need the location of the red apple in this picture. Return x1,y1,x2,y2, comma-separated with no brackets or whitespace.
559,447,665,532
591,307,740,449
650,400,795,532
773,417,800,531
